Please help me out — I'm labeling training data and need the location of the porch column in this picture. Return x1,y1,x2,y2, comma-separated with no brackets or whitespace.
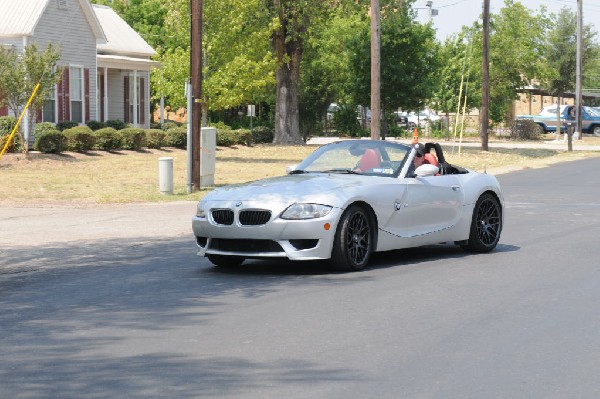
103,67,108,122
133,70,138,126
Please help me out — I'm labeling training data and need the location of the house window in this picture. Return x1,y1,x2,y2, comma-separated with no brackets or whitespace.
57,0,68,10
129,75,141,124
43,87,56,123
70,66,83,123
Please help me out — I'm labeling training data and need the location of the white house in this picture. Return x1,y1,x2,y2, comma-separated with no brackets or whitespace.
0,0,157,143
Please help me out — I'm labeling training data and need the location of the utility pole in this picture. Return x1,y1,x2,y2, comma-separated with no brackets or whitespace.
190,0,203,190
575,0,583,145
370,0,381,140
480,0,490,151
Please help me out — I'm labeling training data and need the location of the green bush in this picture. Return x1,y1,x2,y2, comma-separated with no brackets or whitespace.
146,129,167,149
0,135,21,153
0,116,17,134
236,129,252,145
34,131,68,153
162,121,180,131
217,128,252,147
509,119,543,141
63,126,96,152
87,120,105,131
105,119,127,131
94,127,121,151
119,127,146,150
332,105,362,136
33,122,58,140
0,116,19,153
166,127,187,148
251,126,273,144
56,120,79,131
211,121,232,130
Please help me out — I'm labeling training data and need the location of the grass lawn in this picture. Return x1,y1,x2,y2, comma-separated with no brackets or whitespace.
1,138,599,205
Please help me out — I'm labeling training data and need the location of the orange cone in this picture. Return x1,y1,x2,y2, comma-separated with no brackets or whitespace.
412,127,419,144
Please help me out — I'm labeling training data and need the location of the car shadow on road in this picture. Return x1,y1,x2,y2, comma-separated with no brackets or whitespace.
0,235,520,397
0,236,367,397
367,242,520,271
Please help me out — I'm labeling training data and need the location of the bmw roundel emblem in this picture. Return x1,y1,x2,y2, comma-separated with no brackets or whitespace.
235,202,243,207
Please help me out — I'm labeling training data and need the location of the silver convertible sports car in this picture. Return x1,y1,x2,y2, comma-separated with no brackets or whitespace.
192,140,504,271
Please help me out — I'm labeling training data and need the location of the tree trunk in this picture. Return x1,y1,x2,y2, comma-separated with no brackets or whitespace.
274,60,303,144
272,13,304,145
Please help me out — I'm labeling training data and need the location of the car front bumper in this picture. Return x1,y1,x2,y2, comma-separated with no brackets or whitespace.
192,206,342,261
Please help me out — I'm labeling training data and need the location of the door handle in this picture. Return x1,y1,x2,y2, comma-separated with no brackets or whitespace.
451,185,461,192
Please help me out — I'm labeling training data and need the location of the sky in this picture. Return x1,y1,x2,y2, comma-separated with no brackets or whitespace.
413,0,600,42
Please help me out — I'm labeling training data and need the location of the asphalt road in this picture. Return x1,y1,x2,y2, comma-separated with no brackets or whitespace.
1,158,600,399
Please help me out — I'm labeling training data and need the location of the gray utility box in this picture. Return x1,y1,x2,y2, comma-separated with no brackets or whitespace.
200,127,216,187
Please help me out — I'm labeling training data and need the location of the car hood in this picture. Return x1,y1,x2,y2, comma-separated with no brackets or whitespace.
203,173,367,205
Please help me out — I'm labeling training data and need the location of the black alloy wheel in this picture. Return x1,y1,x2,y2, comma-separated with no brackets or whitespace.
330,205,374,271
462,193,502,252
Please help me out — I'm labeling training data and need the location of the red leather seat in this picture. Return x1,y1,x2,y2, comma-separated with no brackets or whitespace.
358,149,381,171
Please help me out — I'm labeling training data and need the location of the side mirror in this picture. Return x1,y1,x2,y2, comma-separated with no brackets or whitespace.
415,164,439,177
286,165,298,174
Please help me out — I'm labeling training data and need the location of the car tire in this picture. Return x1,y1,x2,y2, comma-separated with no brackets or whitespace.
207,254,245,267
408,122,417,130
592,125,600,136
330,205,374,271
461,193,502,253
534,124,545,135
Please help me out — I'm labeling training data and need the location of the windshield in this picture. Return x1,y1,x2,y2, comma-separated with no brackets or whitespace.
295,140,411,177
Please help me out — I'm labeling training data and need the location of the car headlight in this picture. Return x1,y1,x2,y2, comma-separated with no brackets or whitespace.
196,203,206,218
280,203,332,220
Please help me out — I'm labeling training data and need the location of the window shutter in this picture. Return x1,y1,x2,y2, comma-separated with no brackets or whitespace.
84,68,90,123
57,68,70,122
100,75,105,122
140,78,145,126
57,73,63,122
36,109,43,123
0,105,7,117
124,76,130,124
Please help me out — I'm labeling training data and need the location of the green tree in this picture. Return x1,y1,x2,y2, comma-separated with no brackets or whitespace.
543,7,598,147
442,1,550,126
347,1,439,134
269,0,330,144
92,0,177,49
299,9,364,138
487,1,550,123
433,31,480,130
98,0,277,121
0,44,61,153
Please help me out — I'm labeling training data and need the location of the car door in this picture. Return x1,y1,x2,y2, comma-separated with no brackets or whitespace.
385,174,463,238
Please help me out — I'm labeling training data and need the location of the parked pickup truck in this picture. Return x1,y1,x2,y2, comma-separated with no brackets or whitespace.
517,105,600,136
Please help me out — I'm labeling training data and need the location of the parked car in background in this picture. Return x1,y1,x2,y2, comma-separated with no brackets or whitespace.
393,111,409,129
403,110,441,129
517,105,600,135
